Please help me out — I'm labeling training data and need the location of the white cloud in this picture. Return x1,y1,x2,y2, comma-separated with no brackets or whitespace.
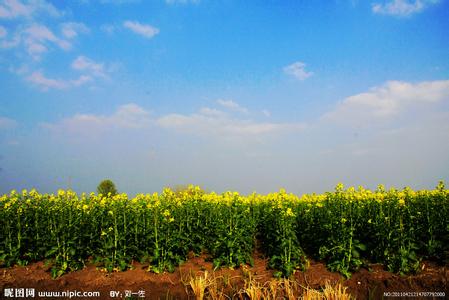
26,40,46,55
0,1,73,60
283,61,313,81
42,103,151,135
372,0,439,17
123,20,159,39
26,71,92,90
322,80,449,125
0,32,20,48
24,56,110,90
198,107,227,117
156,107,305,137
71,56,107,78
24,23,69,49
217,99,248,113
0,25,6,37
111,104,150,128
61,22,89,39
100,24,116,35
71,75,92,87
40,102,299,139
262,109,271,117
0,116,17,129
0,0,30,18
0,0,62,19
9,64,29,74
27,71,67,89
23,23,71,59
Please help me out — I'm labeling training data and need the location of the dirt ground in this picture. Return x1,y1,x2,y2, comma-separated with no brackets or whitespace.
1,253,448,299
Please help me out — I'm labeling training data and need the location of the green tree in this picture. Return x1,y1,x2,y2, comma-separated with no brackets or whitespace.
97,179,118,196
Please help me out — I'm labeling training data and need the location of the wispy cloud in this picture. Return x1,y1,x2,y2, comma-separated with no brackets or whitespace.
0,0,31,18
198,107,227,118
27,71,68,90
71,56,107,78
43,102,305,139
61,22,89,39
372,0,440,17
0,116,18,129
24,56,111,90
123,20,159,39
26,71,91,90
42,103,151,136
22,23,71,59
283,61,313,81
262,109,271,117
0,2,85,59
100,24,116,35
322,79,449,125
217,99,248,113
0,27,20,48
0,0,62,19
157,107,305,137
0,25,6,37
8,64,29,75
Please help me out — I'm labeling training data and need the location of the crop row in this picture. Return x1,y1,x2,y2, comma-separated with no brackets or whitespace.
1,183,448,278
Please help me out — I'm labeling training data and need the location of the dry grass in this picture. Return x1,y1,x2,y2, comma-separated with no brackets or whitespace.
238,271,299,300
301,281,354,300
321,281,353,300
208,275,229,300
183,268,355,300
190,271,211,300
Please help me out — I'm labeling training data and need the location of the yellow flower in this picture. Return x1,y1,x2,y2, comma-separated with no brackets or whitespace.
30,189,39,198
335,183,344,192
341,218,347,224
163,209,171,217
83,204,89,211
285,207,295,217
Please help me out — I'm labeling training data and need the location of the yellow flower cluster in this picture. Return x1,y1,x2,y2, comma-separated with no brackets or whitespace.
1,184,447,216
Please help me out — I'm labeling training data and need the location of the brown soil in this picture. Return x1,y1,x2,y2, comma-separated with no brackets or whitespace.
1,253,447,299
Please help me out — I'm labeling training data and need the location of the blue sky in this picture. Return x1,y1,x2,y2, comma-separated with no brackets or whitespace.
1,0,449,195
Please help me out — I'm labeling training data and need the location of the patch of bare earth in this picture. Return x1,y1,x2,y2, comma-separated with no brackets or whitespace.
1,254,447,299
